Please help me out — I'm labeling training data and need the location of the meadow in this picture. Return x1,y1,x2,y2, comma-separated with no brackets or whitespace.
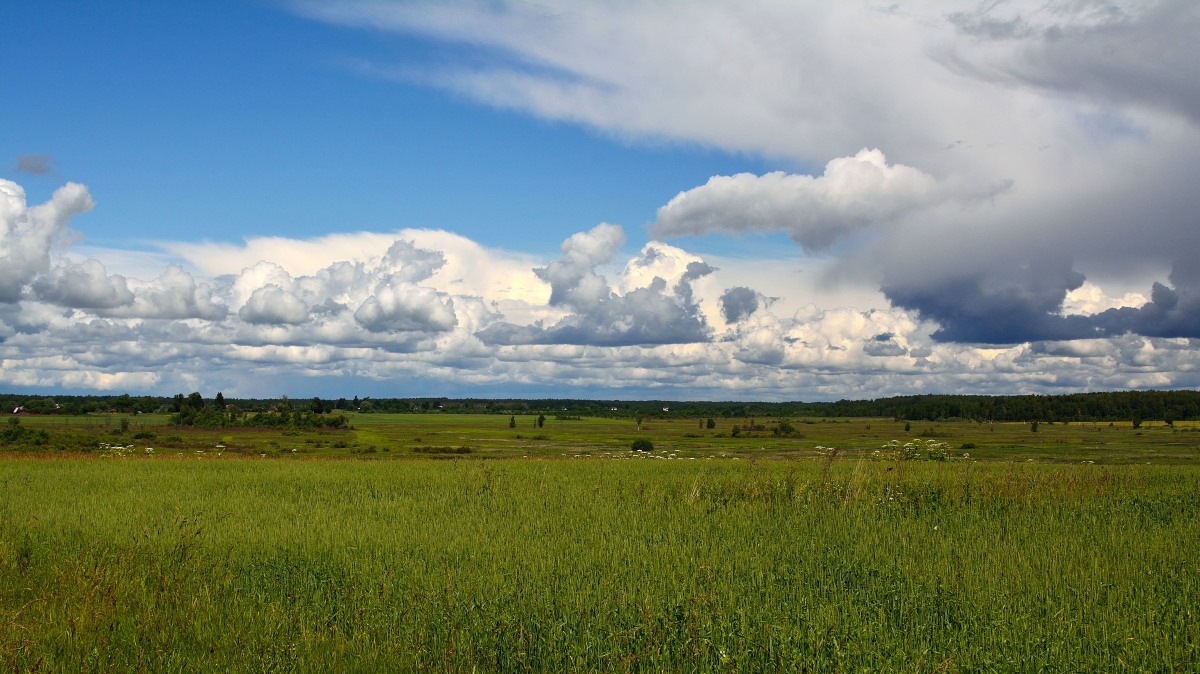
2,413,1198,671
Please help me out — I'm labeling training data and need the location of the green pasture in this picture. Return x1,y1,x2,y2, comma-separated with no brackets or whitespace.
8,412,1200,463
1,455,1197,671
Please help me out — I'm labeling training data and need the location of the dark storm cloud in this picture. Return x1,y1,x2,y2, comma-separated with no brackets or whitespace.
1091,258,1200,338
881,255,1093,344
720,287,759,324
885,255,1200,345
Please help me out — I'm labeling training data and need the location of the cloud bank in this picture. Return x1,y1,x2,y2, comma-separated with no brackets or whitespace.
5,1,1200,398
293,0,1200,347
3,176,1199,399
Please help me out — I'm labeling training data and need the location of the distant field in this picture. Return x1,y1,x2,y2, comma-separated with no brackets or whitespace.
8,412,1200,462
2,414,1198,670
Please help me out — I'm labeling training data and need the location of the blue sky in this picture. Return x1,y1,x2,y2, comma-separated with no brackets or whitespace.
5,1,775,254
3,1,1200,401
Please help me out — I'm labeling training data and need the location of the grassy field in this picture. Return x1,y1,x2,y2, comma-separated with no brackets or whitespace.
2,414,1199,671
10,411,1200,463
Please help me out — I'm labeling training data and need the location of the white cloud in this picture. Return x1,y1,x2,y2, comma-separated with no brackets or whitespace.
104,266,227,321
1063,282,1148,315
478,225,714,346
535,222,625,310
164,229,548,306
652,149,972,250
239,285,310,325
354,284,457,333
32,259,134,309
0,179,94,302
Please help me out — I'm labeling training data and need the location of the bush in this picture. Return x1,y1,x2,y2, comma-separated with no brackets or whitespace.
631,438,654,452
413,446,473,455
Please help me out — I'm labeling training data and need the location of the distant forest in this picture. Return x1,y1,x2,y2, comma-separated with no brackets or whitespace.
3,390,1200,424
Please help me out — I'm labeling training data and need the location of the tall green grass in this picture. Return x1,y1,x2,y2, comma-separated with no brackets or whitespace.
2,456,1197,671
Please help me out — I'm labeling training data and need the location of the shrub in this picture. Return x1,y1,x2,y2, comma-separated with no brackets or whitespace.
631,438,654,452
413,446,473,454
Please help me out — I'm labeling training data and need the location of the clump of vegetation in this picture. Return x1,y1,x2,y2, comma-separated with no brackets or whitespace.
631,438,654,452
772,419,799,437
412,445,473,454
1,423,51,449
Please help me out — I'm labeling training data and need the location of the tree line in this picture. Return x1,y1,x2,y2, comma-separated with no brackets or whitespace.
3,390,1199,424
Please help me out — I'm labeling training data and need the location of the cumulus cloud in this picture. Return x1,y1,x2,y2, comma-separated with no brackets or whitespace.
380,239,445,283
104,266,227,321
479,277,711,347
535,222,624,309
212,237,462,336
652,149,991,250
239,285,310,325
0,179,94,302
354,284,457,333
479,227,713,346
32,259,134,309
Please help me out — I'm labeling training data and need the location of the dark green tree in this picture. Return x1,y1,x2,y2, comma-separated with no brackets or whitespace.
186,392,204,411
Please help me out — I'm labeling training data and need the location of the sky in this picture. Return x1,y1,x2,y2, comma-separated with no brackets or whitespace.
2,0,1199,401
